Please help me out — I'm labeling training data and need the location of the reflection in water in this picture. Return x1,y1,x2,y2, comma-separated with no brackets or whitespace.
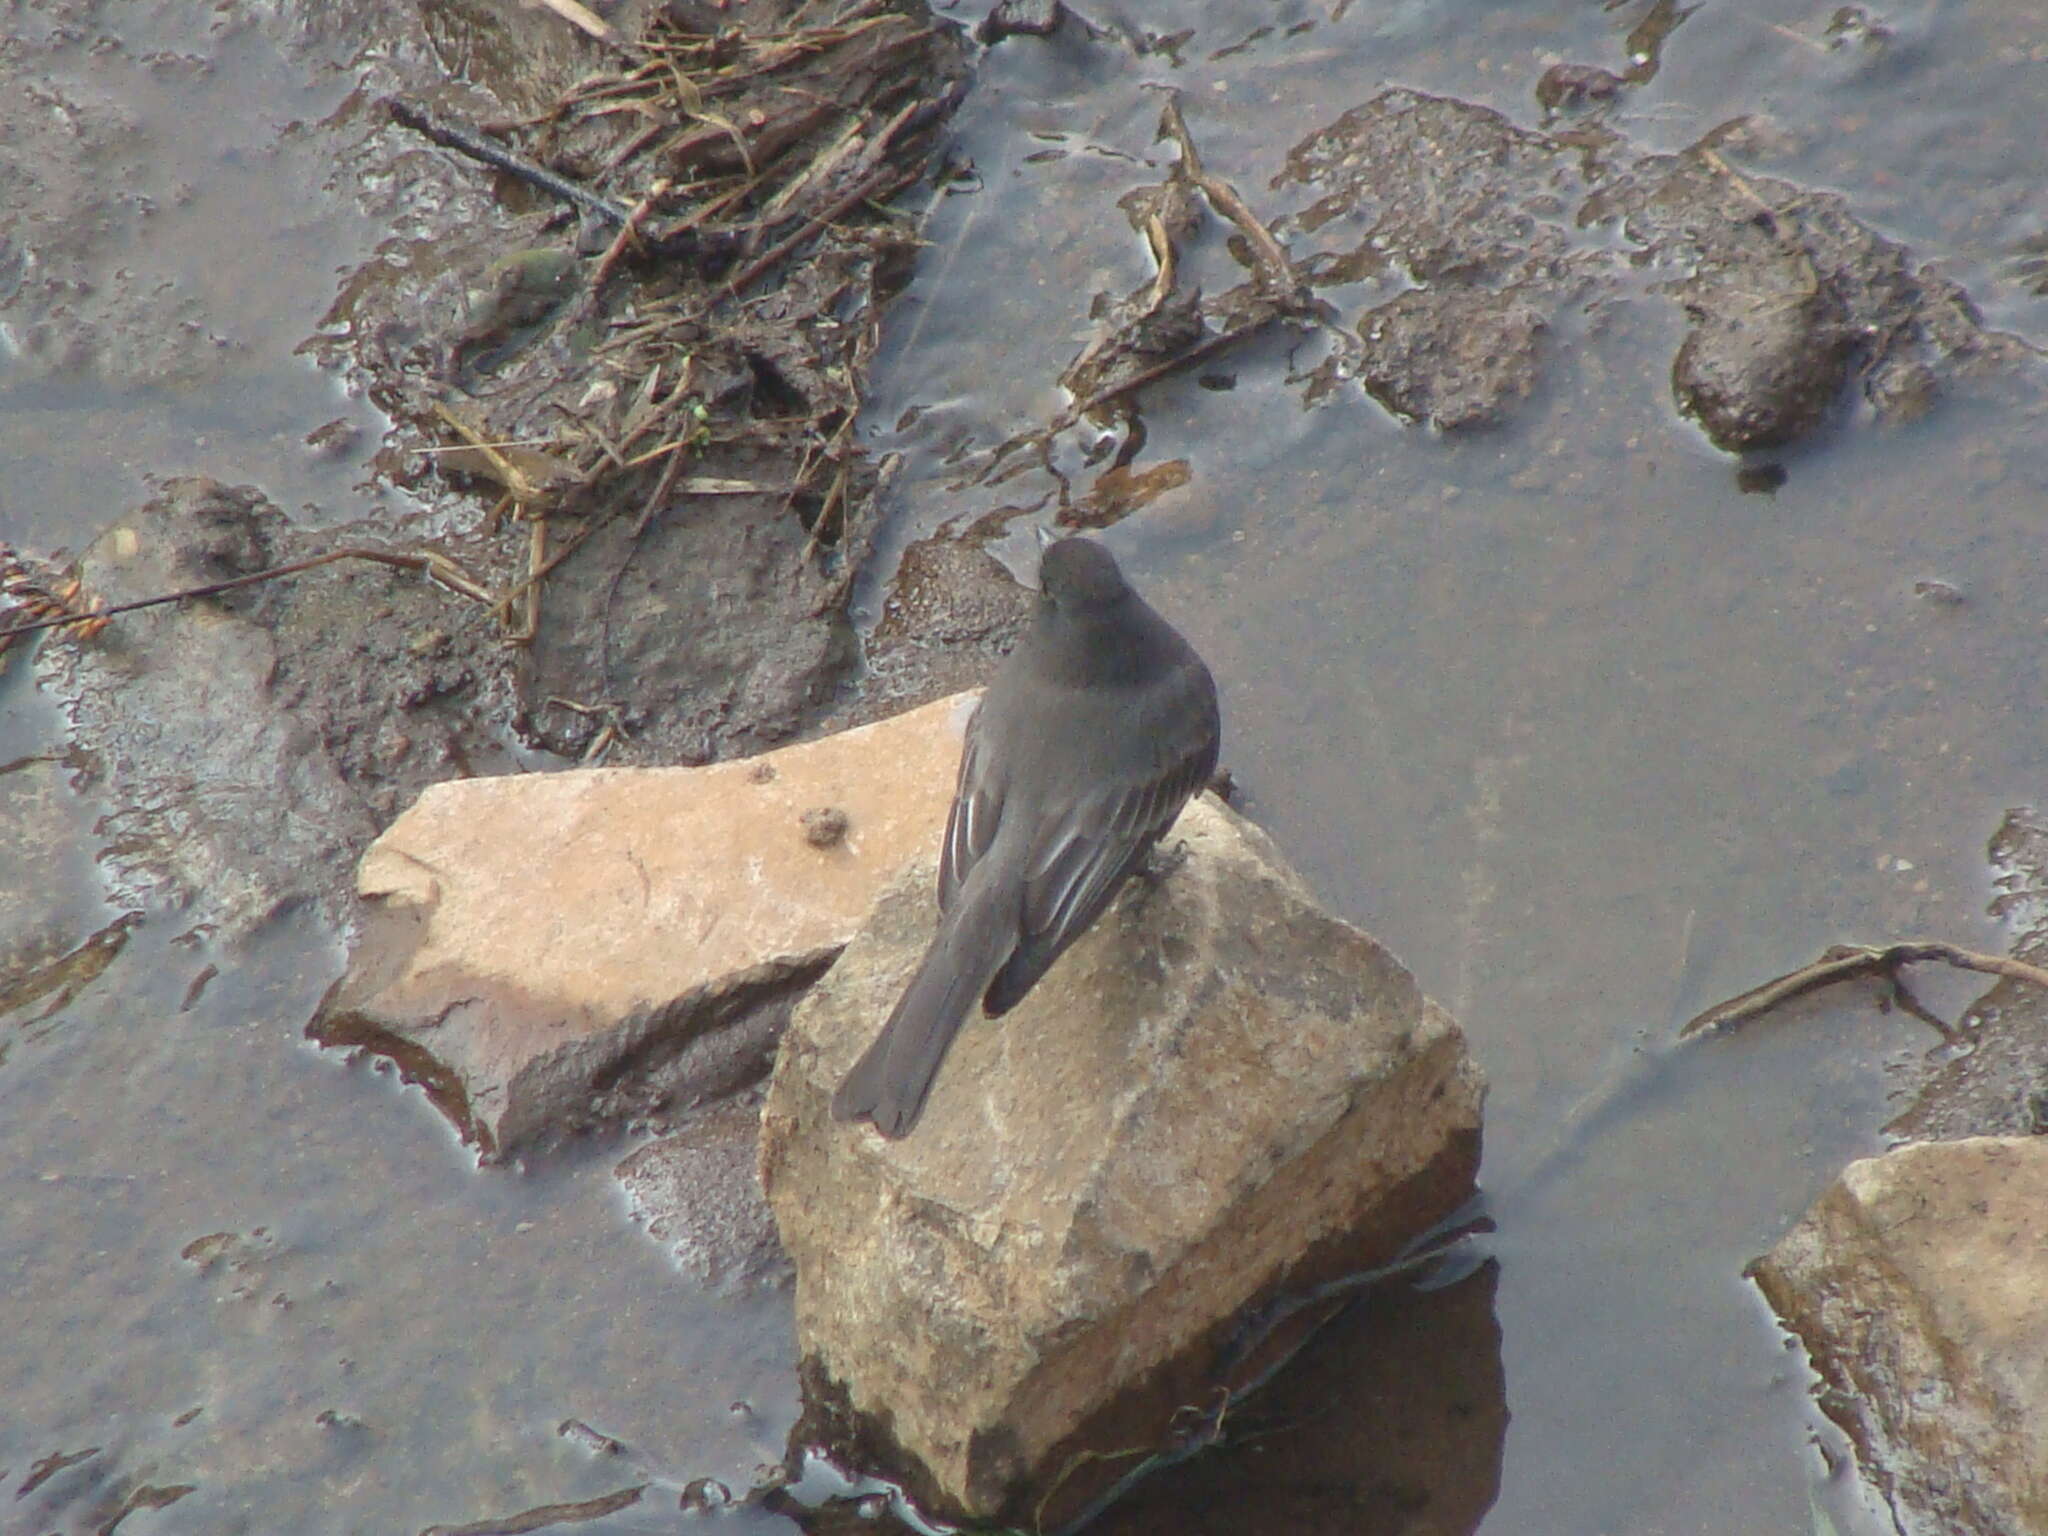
1095,1267,1506,1536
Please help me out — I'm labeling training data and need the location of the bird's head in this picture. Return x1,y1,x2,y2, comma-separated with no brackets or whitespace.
1038,537,1130,612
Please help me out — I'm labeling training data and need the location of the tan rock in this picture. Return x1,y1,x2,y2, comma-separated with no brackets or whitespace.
314,693,975,1158
760,794,1484,1527
1753,1136,2048,1536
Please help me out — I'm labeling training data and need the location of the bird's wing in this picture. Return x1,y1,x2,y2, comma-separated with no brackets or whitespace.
983,738,1212,1015
937,701,999,914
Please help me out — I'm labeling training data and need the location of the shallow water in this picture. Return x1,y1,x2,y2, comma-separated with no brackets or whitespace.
862,0,2048,1530
2,6,796,1533
6,0,2048,1532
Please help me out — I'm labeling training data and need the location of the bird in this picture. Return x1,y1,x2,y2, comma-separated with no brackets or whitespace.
832,535,1221,1138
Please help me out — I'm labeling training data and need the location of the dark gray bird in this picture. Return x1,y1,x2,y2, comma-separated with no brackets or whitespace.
832,536,1221,1138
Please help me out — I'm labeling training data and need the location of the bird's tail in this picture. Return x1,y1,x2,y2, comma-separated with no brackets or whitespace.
831,896,1010,1138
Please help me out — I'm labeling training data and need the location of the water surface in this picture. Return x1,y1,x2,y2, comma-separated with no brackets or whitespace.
7,0,2047,1531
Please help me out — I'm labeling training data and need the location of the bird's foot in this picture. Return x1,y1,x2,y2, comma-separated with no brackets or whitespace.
1121,839,1190,917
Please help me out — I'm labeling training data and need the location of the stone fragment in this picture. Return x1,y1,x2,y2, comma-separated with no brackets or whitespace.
761,794,1484,1527
1753,1136,2048,1536
314,692,975,1158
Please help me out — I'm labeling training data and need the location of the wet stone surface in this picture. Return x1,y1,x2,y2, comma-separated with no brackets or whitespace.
1889,806,2048,1142
41,477,519,930
1266,87,2032,443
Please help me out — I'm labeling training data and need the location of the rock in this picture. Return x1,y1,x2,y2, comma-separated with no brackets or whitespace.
861,536,1032,717
1358,288,1549,432
760,794,1484,1527
615,1095,790,1292
313,692,975,1159
1752,1137,2048,1536
46,480,383,930
1587,148,2030,441
978,0,1064,44
1670,255,1854,452
1891,808,2048,1142
1277,90,1580,433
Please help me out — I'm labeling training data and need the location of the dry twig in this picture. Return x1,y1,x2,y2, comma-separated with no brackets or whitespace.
1156,93,1307,303
1679,940,2048,1041
0,546,500,650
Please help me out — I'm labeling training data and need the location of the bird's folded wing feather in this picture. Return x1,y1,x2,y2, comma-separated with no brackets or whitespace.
937,706,995,914
1019,745,1209,957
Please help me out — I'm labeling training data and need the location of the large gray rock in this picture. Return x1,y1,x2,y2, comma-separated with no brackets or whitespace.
1753,1136,2048,1536
760,794,1484,1527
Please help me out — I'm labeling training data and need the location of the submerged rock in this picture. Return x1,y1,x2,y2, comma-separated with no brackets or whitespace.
1269,87,2029,446
615,1094,790,1292
761,794,1483,1527
1670,255,1855,452
315,692,974,1158
46,480,384,929
1752,1136,2048,1536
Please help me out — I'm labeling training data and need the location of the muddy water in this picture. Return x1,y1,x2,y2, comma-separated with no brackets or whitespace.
0,3,410,550
5,2,2048,1534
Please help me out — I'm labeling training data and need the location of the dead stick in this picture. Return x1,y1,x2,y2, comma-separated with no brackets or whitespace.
385,97,634,225
1062,320,1270,423
718,89,942,293
1679,940,2048,1039
1157,94,1304,301
722,162,908,294
0,547,496,644
495,511,611,611
532,0,623,47
589,180,668,289
523,515,547,642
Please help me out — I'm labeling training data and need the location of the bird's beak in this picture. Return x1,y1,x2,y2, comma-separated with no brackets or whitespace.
1033,524,1057,552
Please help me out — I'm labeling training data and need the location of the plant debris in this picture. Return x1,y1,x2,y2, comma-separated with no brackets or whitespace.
1679,940,2048,1041
0,545,110,663
384,0,966,544
323,0,974,766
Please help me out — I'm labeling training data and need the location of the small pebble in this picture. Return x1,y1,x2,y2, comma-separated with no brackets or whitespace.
681,1477,732,1511
802,806,850,847
558,1418,626,1456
